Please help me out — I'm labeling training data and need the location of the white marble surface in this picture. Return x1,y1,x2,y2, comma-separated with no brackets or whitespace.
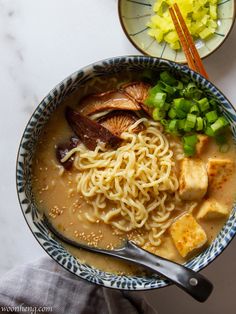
0,0,236,312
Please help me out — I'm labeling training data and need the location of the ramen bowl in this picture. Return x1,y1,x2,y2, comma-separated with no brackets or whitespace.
16,56,236,290
118,0,235,63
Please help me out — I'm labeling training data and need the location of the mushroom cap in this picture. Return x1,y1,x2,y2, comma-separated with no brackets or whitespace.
121,82,150,103
79,90,141,116
98,110,145,137
121,82,153,116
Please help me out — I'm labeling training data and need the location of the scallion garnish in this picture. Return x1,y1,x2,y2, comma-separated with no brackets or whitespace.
196,117,204,131
183,134,198,156
185,113,197,129
168,107,177,119
144,71,230,156
160,71,177,86
198,98,210,112
205,110,218,123
211,116,229,133
152,108,165,121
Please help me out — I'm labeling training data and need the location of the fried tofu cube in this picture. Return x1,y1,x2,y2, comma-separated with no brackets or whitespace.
170,213,207,258
197,198,229,219
207,158,234,190
179,158,208,201
196,135,209,155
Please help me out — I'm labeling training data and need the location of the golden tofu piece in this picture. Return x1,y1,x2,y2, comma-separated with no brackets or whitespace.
197,198,229,219
179,158,208,201
207,158,234,191
170,213,207,258
196,135,209,155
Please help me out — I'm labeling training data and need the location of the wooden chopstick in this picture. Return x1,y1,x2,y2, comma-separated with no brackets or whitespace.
169,3,209,79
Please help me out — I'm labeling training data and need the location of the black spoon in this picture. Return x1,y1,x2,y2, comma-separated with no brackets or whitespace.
44,215,213,302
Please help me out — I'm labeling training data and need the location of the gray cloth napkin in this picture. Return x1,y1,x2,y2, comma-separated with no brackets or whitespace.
0,257,158,314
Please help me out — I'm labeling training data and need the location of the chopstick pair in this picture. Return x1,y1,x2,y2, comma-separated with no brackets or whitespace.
169,3,209,80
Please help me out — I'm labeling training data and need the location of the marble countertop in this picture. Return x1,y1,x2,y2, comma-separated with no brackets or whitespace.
0,0,236,312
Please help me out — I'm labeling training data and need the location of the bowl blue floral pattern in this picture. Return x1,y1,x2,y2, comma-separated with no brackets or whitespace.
16,56,236,290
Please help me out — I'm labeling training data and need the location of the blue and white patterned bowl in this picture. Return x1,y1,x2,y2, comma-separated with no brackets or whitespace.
16,56,236,290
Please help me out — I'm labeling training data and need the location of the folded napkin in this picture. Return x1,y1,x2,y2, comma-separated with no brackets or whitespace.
0,257,158,314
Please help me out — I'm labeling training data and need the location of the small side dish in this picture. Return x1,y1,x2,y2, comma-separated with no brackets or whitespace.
118,0,235,62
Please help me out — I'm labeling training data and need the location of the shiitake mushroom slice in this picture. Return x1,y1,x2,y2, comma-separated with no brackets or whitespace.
79,90,141,116
55,136,80,170
66,106,122,151
121,82,153,116
98,110,145,137
56,143,73,170
121,82,150,103
70,135,80,148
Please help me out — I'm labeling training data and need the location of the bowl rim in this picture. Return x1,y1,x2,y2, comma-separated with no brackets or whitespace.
117,0,236,63
16,55,236,290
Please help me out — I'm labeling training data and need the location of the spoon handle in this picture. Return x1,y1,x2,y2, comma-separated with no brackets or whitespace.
115,241,213,302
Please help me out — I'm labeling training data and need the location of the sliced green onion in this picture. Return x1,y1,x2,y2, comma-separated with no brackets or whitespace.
176,108,187,119
196,117,203,131
149,84,163,95
205,126,215,137
168,107,177,119
183,134,198,146
152,92,167,108
168,119,178,131
145,85,164,106
178,119,186,130
160,119,168,127
183,82,202,100
183,134,198,156
145,91,166,107
206,110,218,123
152,108,166,121
219,116,229,127
147,71,231,158
173,98,183,107
163,102,171,111
145,96,155,107
190,104,200,115
198,98,210,112
211,116,229,133
209,98,219,110
174,98,192,113
175,81,184,90
161,81,176,95
183,144,196,156
185,113,197,129
160,71,177,86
